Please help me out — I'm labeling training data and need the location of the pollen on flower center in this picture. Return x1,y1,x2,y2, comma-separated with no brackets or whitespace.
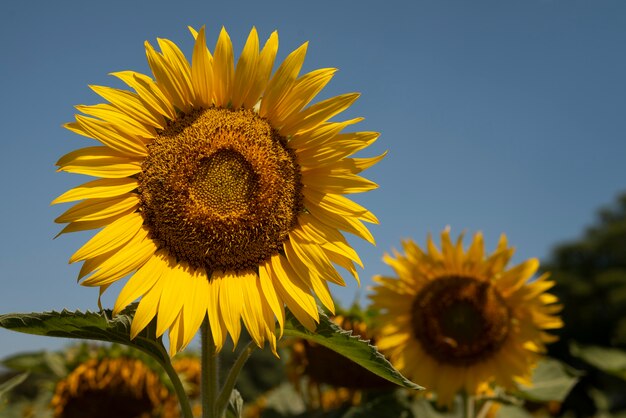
191,149,259,216
410,276,511,365
139,107,303,273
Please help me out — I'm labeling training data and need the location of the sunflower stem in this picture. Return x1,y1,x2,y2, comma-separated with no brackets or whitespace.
462,392,475,418
161,357,194,418
216,340,256,418
202,318,220,418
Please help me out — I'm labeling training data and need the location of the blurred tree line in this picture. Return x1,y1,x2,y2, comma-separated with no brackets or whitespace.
544,193,626,417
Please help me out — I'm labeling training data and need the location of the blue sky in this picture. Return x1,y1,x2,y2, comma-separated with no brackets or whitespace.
1,0,625,359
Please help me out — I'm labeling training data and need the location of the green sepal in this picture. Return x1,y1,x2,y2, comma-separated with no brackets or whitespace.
283,309,422,390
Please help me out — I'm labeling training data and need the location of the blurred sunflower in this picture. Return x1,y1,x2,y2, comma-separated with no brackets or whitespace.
369,229,563,406
54,26,382,356
287,311,394,410
50,357,179,418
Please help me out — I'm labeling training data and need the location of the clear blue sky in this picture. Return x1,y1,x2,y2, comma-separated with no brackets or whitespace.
1,0,625,359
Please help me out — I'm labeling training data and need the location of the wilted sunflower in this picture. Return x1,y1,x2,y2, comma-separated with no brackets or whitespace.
50,357,179,418
369,230,563,405
54,26,382,356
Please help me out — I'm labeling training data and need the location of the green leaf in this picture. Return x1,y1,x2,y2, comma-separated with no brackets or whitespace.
570,343,626,380
0,306,169,365
0,373,28,400
283,310,422,390
516,358,578,402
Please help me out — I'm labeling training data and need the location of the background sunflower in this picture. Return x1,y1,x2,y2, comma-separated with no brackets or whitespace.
369,229,563,406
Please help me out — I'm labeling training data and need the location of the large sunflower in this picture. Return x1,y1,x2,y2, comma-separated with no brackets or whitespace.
369,230,563,405
54,26,382,356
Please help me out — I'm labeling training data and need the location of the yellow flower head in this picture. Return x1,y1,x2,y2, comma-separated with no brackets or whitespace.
50,357,179,418
54,26,381,356
369,229,563,406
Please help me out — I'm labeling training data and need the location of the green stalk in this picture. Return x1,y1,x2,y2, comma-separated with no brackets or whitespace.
202,318,220,418
161,357,194,418
462,392,475,418
216,340,256,418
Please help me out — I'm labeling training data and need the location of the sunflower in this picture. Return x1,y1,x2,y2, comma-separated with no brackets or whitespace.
288,312,394,398
369,230,563,406
54,26,382,356
50,357,179,418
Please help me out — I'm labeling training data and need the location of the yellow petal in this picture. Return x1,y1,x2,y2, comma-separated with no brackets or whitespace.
300,189,377,224
55,211,134,238
288,118,363,151
113,252,168,315
71,115,147,157
207,274,227,351
89,85,164,130
297,213,362,267
296,131,379,167
302,171,378,194
212,27,234,107
77,249,115,282
279,93,360,137
240,271,265,348
181,268,210,349
284,238,336,313
111,71,176,122
216,270,243,346
69,212,143,263
191,26,214,108
258,261,285,336
300,153,385,178
81,228,154,286
168,311,186,357
231,27,260,109
260,42,308,120
75,103,156,139
56,146,142,178
274,68,336,126
145,41,190,112
286,230,345,286
52,178,138,205
55,194,139,224
327,251,360,285
131,275,165,339
157,38,195,105
269,254,319,330
156,261,188,337
243,31,278,109
304,193,375,244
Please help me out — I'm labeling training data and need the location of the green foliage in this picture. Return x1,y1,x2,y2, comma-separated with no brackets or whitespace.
0,373,28,400
283,310,422,391
543,192,626,415
571,343,626,381
0,306,169,365
517,358,579,402
545,194,626,350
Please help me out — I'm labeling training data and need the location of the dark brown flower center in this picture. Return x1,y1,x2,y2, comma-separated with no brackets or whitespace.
139,107,302,273
411,276,511,366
